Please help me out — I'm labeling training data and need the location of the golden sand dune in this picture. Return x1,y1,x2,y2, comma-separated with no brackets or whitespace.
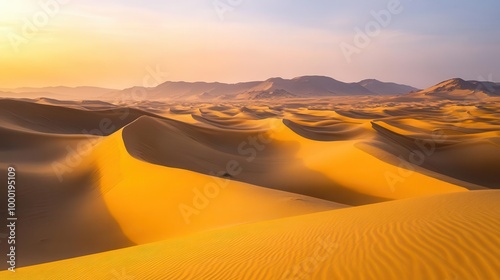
4,190,499,280
91,124,346,244
119,114,467,205
0,109,346,269
190,112,268,130
283,118,369,141
0,98,498,278
368,119,500,189
34,98,118,111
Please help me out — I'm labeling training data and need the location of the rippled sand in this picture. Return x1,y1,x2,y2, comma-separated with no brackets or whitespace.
0,97,498,279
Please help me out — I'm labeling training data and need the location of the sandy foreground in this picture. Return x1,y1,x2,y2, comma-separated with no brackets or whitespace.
0,97,499,279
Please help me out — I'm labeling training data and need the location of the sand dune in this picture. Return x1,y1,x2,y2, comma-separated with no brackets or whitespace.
0,104,346,269
0,97,498,278
367,113,500,189
0,99,154,134
4,190,499,279
119,114,468,205
283,118,369,141
92,124,346,244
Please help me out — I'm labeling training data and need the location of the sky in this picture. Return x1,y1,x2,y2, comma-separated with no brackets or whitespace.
1,0,499,89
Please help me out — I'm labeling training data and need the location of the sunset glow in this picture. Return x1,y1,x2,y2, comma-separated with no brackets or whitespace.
1,0,499,89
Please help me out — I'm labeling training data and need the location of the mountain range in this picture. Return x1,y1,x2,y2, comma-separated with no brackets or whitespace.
120,76,420,101
2,76,499,101
410,78,500,99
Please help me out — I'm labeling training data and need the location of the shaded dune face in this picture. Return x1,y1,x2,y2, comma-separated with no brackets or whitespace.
121,116,386,205
367,114,500,189
187,102,499,191
283,118,369,141
0,101,138,270
0,162,134,271
0,99,349,269
0,99,158,135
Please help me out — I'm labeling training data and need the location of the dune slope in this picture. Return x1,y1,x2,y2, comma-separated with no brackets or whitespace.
4,190,499,280
0,98,498,278
91,123,346,244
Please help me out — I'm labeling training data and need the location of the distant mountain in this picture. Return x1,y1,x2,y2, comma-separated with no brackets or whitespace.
412,78,500,99
241,76,373,97
1,76,421,101
153,81,261,100
1,86,117,100
9,86,116,96
117,76,417,100
358,79,419,95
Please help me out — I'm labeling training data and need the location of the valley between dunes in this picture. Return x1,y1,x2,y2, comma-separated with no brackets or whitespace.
0,97,499,279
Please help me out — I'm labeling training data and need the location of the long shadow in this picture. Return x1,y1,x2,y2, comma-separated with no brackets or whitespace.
0,134,135,271
0,99,162,135
367,122,499,189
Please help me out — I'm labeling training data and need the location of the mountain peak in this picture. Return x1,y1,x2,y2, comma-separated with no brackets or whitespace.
292,75,337,80
359,79,379,84
429,78,477,92
358,79,418,95
265,77,285,82
410,78,500,100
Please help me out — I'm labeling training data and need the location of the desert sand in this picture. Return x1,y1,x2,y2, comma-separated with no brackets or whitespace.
5,191,499,279
0,89,499,279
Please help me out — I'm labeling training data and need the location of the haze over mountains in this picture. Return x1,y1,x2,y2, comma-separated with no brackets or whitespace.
2,76,499,101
